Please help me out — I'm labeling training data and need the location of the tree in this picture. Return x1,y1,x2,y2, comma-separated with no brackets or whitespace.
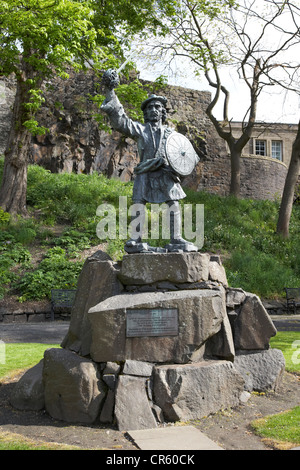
0,0,179,215
142,0,300,197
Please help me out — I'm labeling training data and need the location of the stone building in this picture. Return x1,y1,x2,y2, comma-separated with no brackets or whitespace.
223,121,299,200
0,70,298,200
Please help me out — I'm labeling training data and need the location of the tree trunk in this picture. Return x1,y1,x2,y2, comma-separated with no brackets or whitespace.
229,147,242,197
276,121,300,238
0,74,32,216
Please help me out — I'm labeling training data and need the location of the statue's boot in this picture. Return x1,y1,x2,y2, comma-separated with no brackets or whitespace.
167,203,198,251
125,204,145,250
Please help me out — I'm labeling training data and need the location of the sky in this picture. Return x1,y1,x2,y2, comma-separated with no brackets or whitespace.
136,57,300,125
133,1,300,126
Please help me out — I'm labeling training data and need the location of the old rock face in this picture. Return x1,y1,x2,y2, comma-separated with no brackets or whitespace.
153,360,245,421
88,288,227,364
43,348,106,424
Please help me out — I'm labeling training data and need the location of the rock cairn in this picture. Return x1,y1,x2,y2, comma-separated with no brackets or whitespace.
11,251,285,430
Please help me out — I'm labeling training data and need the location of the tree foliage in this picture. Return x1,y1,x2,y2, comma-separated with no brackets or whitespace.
0,0,180,214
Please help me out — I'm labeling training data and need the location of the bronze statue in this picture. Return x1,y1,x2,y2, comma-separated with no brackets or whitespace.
101,69,199,253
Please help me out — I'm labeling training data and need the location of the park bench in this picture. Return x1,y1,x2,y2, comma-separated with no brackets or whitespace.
50,289,76,321
285,287,300,315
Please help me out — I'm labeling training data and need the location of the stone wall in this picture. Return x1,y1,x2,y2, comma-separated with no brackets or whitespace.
197,152,288,200
0,70,289,200
240,155,287,201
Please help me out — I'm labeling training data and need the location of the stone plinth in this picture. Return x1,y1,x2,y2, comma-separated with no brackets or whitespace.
88,288,226,364
118,252,210,285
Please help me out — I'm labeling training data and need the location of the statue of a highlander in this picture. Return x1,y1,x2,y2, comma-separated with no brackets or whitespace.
101,69,199,253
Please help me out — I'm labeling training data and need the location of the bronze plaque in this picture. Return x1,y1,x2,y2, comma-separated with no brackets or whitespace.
126,308,178,337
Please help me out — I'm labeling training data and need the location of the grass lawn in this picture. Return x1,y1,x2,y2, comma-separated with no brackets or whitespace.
252,331,300,449
0,431,81,450
0,343,59,382
270,331,300,373
251,406,300,450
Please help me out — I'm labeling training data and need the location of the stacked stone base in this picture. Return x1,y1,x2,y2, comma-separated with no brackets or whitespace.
10,251,285,431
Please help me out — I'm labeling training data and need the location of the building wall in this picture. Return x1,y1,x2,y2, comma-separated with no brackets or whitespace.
226,121,298,166
240,155,287,201
190,151,288,201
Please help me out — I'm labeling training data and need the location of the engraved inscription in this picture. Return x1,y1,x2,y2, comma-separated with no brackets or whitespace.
126,308,178,337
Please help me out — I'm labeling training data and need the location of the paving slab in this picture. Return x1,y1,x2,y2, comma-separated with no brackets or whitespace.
128,426,223,450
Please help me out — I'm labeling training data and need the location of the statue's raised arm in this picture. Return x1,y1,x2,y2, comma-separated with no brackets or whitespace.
100,69,145,139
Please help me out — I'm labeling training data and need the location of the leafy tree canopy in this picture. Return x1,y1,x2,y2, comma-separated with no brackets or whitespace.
0,0,180,128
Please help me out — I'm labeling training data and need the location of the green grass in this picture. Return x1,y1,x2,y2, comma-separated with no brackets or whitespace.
0,432,82,450
251,406,300,449
184,188,300,298
270,331,300,373
0,343,59,381
252,332,300,449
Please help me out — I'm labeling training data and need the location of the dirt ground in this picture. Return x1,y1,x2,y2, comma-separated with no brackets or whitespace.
0,370,299,451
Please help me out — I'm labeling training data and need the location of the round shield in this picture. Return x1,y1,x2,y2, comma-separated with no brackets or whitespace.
166,132,199,176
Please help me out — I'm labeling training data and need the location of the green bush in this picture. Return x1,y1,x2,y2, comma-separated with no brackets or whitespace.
0,240,32,299
54,228,91,257
0,208,10,225
226,248,299,298
26,164,133,227
16,247,83,301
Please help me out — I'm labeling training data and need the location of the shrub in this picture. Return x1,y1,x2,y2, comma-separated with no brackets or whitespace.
0,241,32,299
225,248,300,298
16,247,83,301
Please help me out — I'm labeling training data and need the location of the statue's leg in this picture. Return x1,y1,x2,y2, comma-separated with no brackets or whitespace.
168,200,185,244
166,201,198,252
126,203,146,246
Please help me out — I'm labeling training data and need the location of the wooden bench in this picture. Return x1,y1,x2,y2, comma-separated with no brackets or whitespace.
51,289,76,321
285,288,300,315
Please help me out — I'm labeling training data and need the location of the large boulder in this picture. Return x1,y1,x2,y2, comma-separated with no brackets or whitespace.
10,360,44,411
88,288,227,364
205,315,235,361
43,348,106,424
153,360,245,421
233,349,286,392
208,255,228,287
233,293,277,350
114,375,157,431
61,250,123,356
